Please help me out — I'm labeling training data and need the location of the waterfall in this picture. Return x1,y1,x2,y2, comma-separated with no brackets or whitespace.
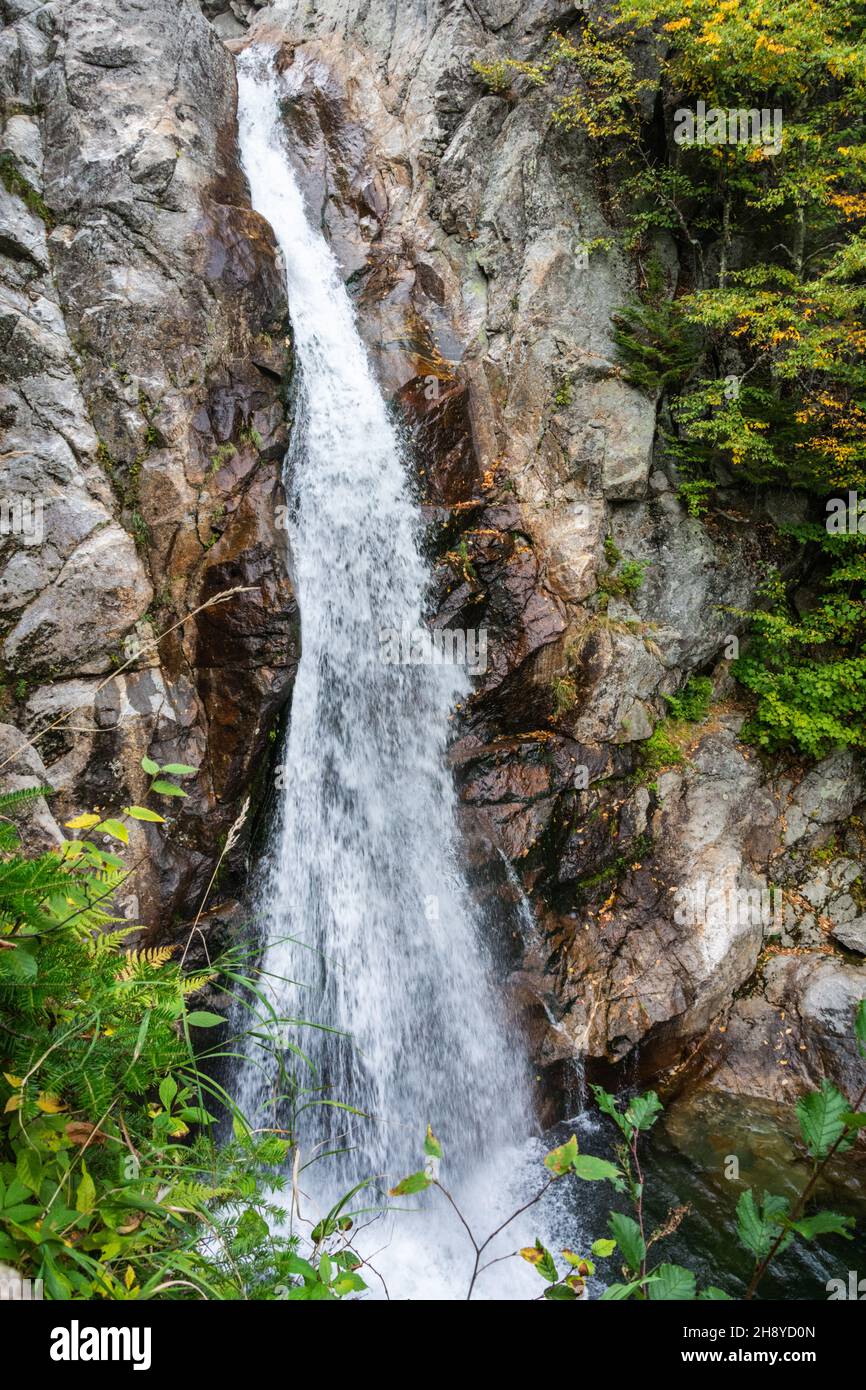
234,49,540,1297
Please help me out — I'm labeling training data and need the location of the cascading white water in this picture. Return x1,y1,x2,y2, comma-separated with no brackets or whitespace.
235,49,544,1297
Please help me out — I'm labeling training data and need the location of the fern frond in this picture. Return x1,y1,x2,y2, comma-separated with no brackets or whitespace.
0,785,53,815
85,925,139,958
117,945,175,981
181,971,217,995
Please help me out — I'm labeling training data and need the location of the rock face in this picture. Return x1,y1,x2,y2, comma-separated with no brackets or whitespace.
214,0,863,1107
0,0,298,927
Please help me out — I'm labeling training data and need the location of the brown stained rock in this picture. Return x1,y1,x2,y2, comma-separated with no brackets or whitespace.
194,470,299,805
396,377,478,506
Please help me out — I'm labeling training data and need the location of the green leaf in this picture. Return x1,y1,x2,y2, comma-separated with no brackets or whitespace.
0,941,38,982
94,819,128,844
625,1091,664,1131
544,1283,577,1300
423,1124,443,1159
1,1202,42,1223
123,806,165,823
856,997,866,1058
283,1253,318,1284
333,1272,367,1296
158,764,198,776
591,1084,633,1138
591,1238,617,1258
600,1275,659,1300
519,1241,559,1282
318,1251,332,1284
178,1106,216,1126
699,1286,733,1300
233,1112,252,1144
796,1080,850,1158
75,1163,96,1216
231,1207,269,1254
185,1011,224,1028
151,780,188,798
83,844,126,869
141,757,160,776
16,1148,42,1196
608,1212,645,1275
789,1210,854,1241
736,1189,789,1260
159,1076,178,1109
0,1232,19,1260
572,1154,626,1189
648,1262,697,1301
544,1133,579,1176
388,1172,430,1196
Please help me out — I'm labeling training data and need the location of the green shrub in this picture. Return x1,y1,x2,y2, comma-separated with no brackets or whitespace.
551,675,578,717
731,538,866,758
0,777,366,1300
599,557,649,598
664,675,712,723
639,723,686,778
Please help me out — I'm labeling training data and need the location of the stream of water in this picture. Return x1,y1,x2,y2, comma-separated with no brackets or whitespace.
234,48,546,1299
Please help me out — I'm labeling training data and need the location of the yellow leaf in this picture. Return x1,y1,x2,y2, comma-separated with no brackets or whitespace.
36,1092,66,1114
4,1095,21,1113
124,1265,136,1290
64,813,101,829
75,1162,96,1215
3,1073,22,1087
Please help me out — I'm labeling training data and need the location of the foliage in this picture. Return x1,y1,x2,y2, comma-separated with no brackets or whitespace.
599,553,649,598
729,536,866,757
664,675,713,723
486,0,866,758
0,774,369,1300
638,722,686,780
551,675,578,718
613,261,703,397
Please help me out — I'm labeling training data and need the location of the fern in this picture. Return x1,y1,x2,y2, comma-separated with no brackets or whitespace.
613,262,702,397
0,785,356,1301
0,785,53,815
116,944,175,981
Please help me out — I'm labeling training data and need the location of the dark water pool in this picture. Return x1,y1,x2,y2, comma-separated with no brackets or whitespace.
543,1088,866,1300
